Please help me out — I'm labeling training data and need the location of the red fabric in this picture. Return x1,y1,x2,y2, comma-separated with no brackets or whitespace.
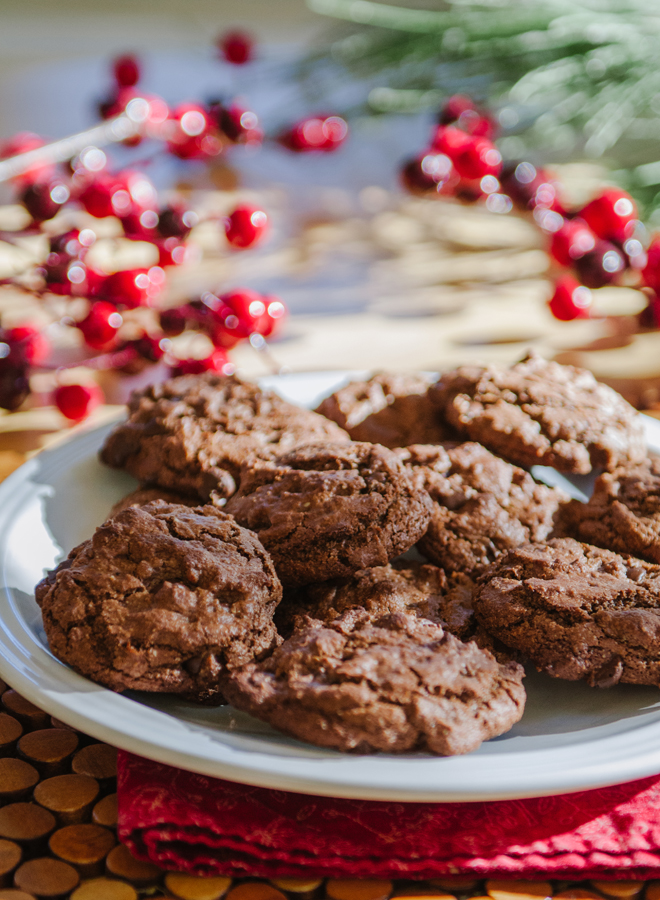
118,750,660,880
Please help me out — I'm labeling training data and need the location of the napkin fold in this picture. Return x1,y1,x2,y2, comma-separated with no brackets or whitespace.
117,750,660,880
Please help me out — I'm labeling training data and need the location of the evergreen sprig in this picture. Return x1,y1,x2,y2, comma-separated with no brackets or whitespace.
303,0,660,220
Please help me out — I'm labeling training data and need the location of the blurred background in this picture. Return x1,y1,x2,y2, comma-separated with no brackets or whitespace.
0,0,659,443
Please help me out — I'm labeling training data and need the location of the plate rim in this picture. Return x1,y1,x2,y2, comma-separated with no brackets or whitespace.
2,377,660,801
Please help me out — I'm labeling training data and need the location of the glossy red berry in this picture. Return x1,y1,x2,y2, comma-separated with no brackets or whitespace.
167,104,221,160
574,240,625,288
130,332,166,362
401,154,454,195
211,102,262,145
0,132,52,185
548,276,593,321
3,326,50,366
98,86,137,121
280,116,348,153
438,95,474,125
113,54,140,87
259,297,287,338
172,349,233,377
217,288,270,337
156,237,188,267
218,31,253,65
579,189,636,244
159,306,188,337
452,136,502,180
461,111,498,140
157,205,198,239
78,302,123,349
98,267,166,309
77,173,126,219
225,205,268,249
548,218,596,267
54,383,103,422
642,237,660,293
500,162,561,212
429,125,473,158
20,180,70,222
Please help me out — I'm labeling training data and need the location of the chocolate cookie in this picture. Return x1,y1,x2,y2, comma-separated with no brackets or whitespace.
562,458,660,563
400,442,567,574
430,353,646,474
276,561,475,641
315,372,448,448
110,485,202,516
99,373,350,501
225,442,434,586
473,537,660,687
223,610,526,755
36,502,282,700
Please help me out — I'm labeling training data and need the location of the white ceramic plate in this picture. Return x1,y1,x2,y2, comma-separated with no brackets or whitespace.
2,370,660,802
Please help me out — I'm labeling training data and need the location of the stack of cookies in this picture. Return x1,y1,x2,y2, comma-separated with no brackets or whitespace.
35,351,657,756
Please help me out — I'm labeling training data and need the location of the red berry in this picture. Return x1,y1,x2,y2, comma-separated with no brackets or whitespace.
98,267,166,309
129,332,166,362
218,31,253,65
172,349,233,376
0,360,30,411
3,326,50,366
113,54,140,88
217,288,270,337
45,261,99,298
78,302,123,349
77,173,126,219
159,306,188,337
548,218,597,267
225,205,268,249
400,154,454,195
548,276,593,321
156,237,188,267
438,95,475,125
211,102,262,145
429,125,474,158
279,116,348,153
461,111,498,140
157,205,198,239
0,132,53,186
452,136,502,180
20,180,70,222
500,162,561,212
54,383,103,422
579,189,636,244
643,237,660,293
259,297,287,338
98,86,137,120
167,104,221,160
574,240,625,288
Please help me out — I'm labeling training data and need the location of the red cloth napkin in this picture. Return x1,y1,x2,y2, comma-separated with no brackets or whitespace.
118,750,660,880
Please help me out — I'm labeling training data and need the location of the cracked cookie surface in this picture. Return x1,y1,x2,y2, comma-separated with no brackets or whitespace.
430,353,646,474
223,609,526,755
35,501,282,701
225,442,433,587
473,537,660,687
315,372,448,448
400,442,567,574
99,373,350,501
275,560,475,640
562,457,660,564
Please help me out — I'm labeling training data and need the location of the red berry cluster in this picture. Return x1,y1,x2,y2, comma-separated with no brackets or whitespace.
0,32,333,421
401,94,660,326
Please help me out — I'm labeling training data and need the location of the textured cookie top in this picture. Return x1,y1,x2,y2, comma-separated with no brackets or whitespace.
400,442,567,574
36,502,282,698
110,485,202,516
99,373,350,500
226,442,433,586
223,610,526,755
563,457,660,564
315,372,448,448
430,354,646,474
276,561,475,641
473,537,660,687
